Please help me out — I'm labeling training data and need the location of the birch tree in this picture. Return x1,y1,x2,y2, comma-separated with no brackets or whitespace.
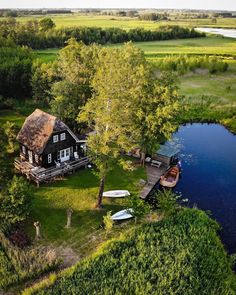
79,43,181,208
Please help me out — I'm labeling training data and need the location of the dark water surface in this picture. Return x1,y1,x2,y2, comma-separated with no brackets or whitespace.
168,123,236,253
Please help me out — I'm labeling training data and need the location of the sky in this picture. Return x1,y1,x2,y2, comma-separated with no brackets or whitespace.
0,0,235,11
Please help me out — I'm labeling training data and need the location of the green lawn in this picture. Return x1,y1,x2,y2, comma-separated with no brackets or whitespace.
2,14,236,29
25,161,145,254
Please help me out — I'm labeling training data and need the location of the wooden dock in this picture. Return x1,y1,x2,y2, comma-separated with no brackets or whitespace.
140,164,167,199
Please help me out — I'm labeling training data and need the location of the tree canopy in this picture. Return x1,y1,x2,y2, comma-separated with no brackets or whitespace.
78,42,181,206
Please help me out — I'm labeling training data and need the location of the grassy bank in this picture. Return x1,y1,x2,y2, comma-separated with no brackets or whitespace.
23,208,236,295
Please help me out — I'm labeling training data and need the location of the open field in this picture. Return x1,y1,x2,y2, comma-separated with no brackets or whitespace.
180,64,236,101
1,14,236,29
109,36,236,59
35,36,236,63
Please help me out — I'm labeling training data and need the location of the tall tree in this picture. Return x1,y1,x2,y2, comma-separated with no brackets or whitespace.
79,43,181,208
39,18,55,32
51,38,100,130
0,176,31,229
31,60,56,105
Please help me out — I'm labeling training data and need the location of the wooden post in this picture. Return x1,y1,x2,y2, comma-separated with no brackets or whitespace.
65,208,73,228
34,221,41,240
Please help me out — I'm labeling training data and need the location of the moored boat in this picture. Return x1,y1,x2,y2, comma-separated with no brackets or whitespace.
160,165,180,188
111,209,134,221
103,190,130,198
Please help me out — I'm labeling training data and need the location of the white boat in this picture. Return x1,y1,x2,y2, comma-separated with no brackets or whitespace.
103,190,130,198
111,209,134,221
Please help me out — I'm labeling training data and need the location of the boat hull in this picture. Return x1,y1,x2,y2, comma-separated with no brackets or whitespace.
111,209,134,221
160,166,180,188
103,190,130,198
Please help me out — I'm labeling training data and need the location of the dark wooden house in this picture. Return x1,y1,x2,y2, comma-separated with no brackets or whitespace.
15,109,89,185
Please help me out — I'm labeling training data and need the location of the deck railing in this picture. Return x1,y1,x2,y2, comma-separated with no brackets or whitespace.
14,157,90,186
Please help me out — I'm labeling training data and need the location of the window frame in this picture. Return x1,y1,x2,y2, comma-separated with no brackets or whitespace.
60,133,66,141
53,135,59,143
48,153,52,163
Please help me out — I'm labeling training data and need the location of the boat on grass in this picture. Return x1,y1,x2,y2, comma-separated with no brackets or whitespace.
160,165,180,188
111,209,134,221
103,190,130,198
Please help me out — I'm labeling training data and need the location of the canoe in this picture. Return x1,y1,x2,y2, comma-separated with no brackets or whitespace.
111,209,134,221
103,190,130,198
160,165,180,188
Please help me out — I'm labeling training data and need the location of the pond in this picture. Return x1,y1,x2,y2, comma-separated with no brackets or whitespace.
167,123,236,253
196,27,236,39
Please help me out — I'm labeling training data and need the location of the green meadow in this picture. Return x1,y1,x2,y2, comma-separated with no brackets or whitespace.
2,14,236,29
35,36,236,62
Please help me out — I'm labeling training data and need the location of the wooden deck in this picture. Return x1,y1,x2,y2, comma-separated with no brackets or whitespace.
15,157,90,186
140,164,168,199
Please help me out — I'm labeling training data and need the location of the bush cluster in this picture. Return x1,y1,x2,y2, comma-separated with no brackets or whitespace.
155,55,229,74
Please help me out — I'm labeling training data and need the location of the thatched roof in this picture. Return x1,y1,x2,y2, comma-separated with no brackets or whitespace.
17,109,78,154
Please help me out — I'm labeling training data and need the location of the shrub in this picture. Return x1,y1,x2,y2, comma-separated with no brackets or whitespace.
155,55,228,75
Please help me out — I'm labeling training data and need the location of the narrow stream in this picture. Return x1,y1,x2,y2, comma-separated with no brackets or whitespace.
196,27,236,38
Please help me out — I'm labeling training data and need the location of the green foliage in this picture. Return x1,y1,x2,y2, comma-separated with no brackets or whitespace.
0,17,204,49
24,209,235,294
51,39,100,129
31,60,56,104
39,18,55,32
156,189,180,217
103,211,114,235
78,42,180,206
155,55,229,74
0,39,33,98
2,121,18,153
0,176,32,228
127,194,150,220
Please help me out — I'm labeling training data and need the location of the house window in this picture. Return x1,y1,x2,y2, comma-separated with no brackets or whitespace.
53,135,59,143
60,133,66,141
48,154,52,163
22,146,26,154
35,154,39,163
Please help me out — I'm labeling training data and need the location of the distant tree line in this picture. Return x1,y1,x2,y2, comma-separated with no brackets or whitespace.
138,13,169,21
0,18,205,49
0,9,72,17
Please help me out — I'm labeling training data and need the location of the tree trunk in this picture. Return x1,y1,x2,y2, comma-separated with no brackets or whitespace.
140,151,146,167
95,176,105,209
